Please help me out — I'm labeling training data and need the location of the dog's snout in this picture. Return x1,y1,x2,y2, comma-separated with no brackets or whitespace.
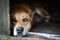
16,27,24,33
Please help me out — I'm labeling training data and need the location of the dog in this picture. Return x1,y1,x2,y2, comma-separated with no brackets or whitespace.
10,3,50,36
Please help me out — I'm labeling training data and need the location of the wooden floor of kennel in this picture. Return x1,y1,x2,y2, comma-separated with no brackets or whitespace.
0,0,57,40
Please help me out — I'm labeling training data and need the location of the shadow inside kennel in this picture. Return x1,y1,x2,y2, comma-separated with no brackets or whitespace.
30,22,60,34
10,0,60,39
10,0,60,35
29,0,60,34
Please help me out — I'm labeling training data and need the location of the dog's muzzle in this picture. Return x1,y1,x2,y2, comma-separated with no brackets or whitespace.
14,23,31,36
14,26,24,36
15,27,24,36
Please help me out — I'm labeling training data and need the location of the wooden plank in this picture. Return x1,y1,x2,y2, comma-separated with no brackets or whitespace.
0,33,57,40
1,0,10,35
0,30,6,36
0,0,3,31
0,36,54,40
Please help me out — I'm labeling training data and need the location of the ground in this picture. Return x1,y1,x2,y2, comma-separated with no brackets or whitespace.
30,22,60,34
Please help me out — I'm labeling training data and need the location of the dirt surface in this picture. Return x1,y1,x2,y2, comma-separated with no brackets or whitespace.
30,22,60,34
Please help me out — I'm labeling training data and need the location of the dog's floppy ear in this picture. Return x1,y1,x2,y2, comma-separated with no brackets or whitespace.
32,7,50,24
31,9,42,24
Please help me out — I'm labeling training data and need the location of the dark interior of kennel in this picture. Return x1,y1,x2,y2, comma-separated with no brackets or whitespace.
10,0,60,35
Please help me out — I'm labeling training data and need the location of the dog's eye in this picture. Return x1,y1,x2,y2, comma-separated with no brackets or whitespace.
22,18,28,22
11,18,17,22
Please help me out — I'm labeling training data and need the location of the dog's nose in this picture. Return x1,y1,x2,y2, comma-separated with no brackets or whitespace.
16,27,24,33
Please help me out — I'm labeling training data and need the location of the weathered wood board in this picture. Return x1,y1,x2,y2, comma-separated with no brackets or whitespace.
0,0,10,35
0,0,3,31
0,36,54,40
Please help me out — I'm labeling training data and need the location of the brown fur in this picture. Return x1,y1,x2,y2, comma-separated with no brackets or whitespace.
10,3,50,27
10,3,50,36
10,3,35,28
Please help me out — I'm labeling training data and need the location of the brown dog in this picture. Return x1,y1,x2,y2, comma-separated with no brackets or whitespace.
10,3,50,36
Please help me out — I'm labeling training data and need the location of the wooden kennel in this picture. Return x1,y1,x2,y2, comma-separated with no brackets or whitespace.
0,0,59,40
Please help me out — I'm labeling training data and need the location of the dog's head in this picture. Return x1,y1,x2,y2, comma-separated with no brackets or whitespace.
10,4,35,36
10,3,50,36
